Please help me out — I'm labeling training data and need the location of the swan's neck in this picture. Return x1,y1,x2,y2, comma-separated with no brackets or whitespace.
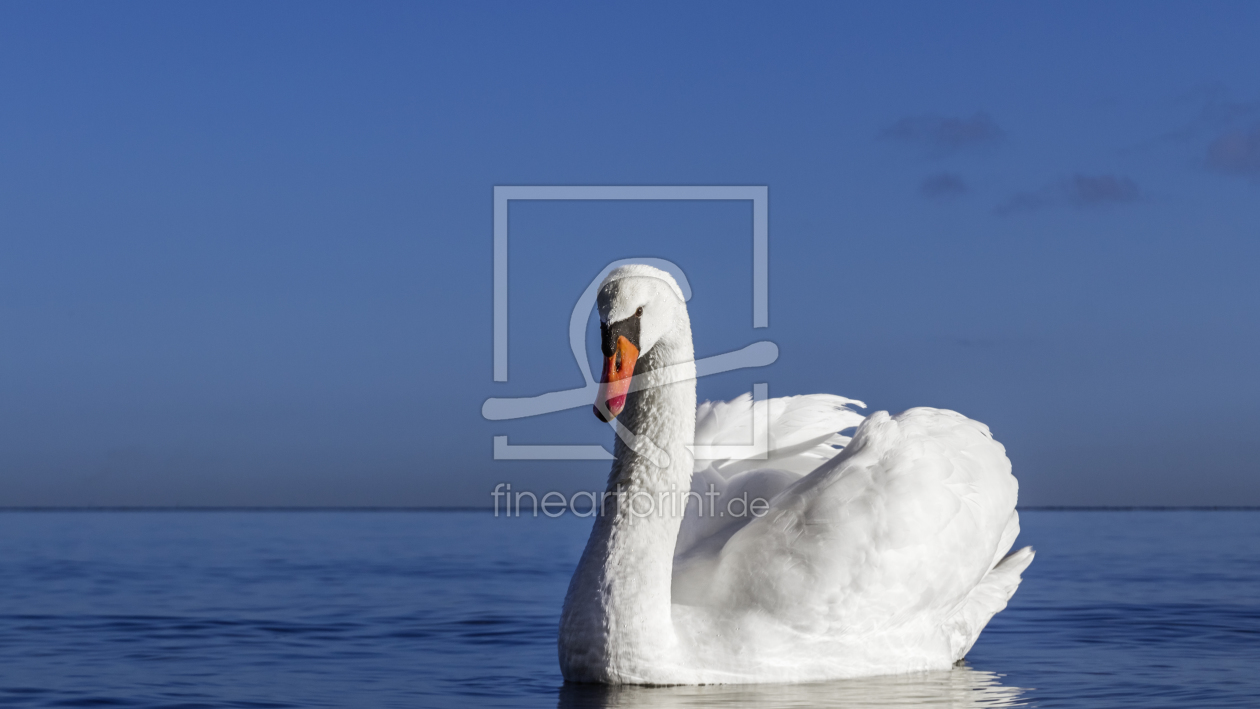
560,323,696,681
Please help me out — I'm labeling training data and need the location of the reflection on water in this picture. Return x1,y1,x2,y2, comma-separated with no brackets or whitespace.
558,665,1027,709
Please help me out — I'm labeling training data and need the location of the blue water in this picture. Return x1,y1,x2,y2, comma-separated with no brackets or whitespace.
0,511,1256,708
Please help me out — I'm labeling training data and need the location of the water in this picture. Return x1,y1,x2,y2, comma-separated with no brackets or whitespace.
0,510,1256,708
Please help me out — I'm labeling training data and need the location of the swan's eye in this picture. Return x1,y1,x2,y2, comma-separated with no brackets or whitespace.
635,307,643,317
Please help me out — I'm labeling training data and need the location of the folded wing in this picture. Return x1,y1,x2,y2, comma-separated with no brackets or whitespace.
674,394,864,602
675,405,1029,652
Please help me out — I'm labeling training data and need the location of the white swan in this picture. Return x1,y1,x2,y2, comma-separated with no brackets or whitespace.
559,264,1033,685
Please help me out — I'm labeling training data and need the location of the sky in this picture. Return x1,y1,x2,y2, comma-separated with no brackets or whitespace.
1,2,1257,507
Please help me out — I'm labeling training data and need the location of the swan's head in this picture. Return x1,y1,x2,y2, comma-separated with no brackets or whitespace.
593,264,687,421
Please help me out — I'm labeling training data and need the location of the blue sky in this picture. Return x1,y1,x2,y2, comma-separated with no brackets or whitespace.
1,2,1257,507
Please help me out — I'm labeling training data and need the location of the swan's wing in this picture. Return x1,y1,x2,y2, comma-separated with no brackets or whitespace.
675,394,866,564
684,407,1026,639
946,544,1035,660
692,393,867,477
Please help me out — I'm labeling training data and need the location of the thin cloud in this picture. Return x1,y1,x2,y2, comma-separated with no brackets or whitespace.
1125,85,1260,156
920,172,968,199
1164,85,1260,143
1068,174,1141,205
881,112,1003,155
996,174,1141,215
1206,124,1260,178
995,191,1051,215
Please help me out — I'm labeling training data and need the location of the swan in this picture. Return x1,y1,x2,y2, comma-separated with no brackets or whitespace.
559,264,1033,685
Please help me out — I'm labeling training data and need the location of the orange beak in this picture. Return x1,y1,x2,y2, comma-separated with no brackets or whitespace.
594,335,639,421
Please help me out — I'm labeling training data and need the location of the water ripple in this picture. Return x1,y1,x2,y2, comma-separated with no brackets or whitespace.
0,510,1256,708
